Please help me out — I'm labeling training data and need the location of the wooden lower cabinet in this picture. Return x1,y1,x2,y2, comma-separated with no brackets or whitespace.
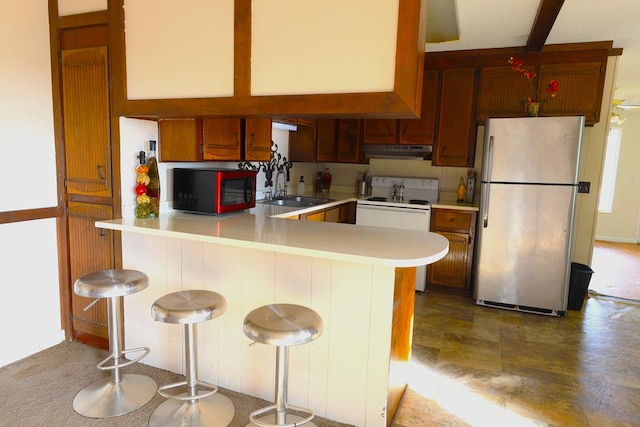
427,208,477,294
296,202,356,224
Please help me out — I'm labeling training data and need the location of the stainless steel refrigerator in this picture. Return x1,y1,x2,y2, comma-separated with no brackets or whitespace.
475,116,584,316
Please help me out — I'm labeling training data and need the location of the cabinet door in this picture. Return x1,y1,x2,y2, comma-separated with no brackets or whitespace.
61,47,111,197
245,118,272,162
68,202,114,341
537,62,603,124
363,119,397,144
337,119,361,163
289,125,316,162
316,119,337,162
158,119,201,161
399,69,438,145
427,231,470,289
324,207,340,223
432,68,477,167
202,118,242,161
476,66,534,122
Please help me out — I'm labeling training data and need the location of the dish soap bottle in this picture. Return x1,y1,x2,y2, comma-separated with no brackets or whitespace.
457,177,466,203
146,140,160,217
298,176,305,195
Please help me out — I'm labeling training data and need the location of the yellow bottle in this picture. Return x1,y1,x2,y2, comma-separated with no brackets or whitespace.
457,177,466,203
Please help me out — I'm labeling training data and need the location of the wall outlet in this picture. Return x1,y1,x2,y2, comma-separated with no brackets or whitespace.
627,176,637,182
578,181,590,193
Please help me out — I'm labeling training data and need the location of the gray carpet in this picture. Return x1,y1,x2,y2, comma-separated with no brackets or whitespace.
0,341,353,427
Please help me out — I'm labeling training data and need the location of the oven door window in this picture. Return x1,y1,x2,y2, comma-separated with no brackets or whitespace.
221,177,252,205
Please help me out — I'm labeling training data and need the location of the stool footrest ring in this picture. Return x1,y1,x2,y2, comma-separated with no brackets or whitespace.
157,379,219,401
96,346,150,371
249,403,315,427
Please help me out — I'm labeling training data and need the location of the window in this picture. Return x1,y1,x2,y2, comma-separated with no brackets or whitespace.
598,127,622,213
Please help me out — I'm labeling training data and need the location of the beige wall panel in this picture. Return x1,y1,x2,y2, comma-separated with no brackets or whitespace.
251,0,399,95
124,0,234,99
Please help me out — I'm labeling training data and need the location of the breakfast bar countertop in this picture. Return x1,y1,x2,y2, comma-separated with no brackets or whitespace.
97,209,449,268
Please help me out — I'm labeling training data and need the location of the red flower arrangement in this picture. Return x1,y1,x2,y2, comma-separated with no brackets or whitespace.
508,57,559,107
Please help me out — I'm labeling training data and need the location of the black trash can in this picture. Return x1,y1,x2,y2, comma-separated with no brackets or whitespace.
567,262,594,310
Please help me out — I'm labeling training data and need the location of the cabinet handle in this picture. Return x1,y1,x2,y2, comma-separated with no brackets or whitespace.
249,133,255,146
234,132,239,146
96,165,105,181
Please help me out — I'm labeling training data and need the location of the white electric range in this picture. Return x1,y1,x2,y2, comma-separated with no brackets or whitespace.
356,176,439,291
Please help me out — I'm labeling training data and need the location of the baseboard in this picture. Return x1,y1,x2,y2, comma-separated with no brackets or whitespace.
594,236,638,244
0,330,65,368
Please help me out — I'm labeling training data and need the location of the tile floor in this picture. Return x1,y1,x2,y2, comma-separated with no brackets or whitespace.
391,291,640,427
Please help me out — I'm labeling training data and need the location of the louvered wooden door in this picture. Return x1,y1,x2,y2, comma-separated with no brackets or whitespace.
61,47,111,197
58,24,115,348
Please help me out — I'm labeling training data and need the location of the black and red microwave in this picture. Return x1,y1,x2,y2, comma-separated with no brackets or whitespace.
172,168,257,215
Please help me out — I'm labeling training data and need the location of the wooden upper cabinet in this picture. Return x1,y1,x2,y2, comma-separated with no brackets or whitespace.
316,119,337,162
289,125,316,162
432,68,477,167
244,118,272,162
202,118,242,161
477,62,605,125
363,119,397,144
476,66,535,121
536,62,604,124
61,47,112,197
158,119,201,162
337,119,362,163
399,69,439,145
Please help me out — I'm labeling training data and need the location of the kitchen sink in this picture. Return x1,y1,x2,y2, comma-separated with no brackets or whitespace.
260,196,334,208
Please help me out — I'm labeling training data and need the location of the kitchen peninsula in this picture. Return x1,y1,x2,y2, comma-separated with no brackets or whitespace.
96,205,448,427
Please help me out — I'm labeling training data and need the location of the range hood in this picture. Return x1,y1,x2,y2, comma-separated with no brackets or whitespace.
363,144,432,160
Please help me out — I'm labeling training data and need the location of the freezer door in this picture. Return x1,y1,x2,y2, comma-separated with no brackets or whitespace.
475,183,576,311
483,117,583,185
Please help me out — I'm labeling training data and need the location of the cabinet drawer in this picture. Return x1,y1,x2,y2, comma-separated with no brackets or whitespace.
431,210,473,232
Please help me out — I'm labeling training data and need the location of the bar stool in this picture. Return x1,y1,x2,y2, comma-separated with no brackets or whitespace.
149,290,235,427
72,269,157,418
243,303,323,427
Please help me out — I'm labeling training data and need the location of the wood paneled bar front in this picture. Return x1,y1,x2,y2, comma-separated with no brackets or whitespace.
96,211,448,426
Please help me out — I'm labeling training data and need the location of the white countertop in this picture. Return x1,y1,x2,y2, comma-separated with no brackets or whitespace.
97,208,449,268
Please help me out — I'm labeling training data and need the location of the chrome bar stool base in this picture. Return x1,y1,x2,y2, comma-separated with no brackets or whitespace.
150,393,235,427
72,269,156,418
73,373,157,418
246,413,318,427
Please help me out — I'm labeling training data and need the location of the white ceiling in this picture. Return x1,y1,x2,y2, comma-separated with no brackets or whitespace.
425,0,640,107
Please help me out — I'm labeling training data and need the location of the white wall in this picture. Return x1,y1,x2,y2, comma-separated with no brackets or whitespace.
595,109,640,242
0,0,64,367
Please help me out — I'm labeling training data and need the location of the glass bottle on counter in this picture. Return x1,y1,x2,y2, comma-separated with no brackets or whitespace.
322,168,332,192
457,177,466,203
465,169,477,203
146,140,160,217
134,150,151,218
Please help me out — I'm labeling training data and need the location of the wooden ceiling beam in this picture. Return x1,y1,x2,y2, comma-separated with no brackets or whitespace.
526,0,565,52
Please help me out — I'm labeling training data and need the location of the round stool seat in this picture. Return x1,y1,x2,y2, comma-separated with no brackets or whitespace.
74,269,148,298
243,303,323,347
152,290,226,324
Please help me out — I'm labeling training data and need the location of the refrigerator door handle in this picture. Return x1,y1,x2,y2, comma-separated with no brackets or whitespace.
484,136,494,182
481,182,490,228
481,136,494,228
